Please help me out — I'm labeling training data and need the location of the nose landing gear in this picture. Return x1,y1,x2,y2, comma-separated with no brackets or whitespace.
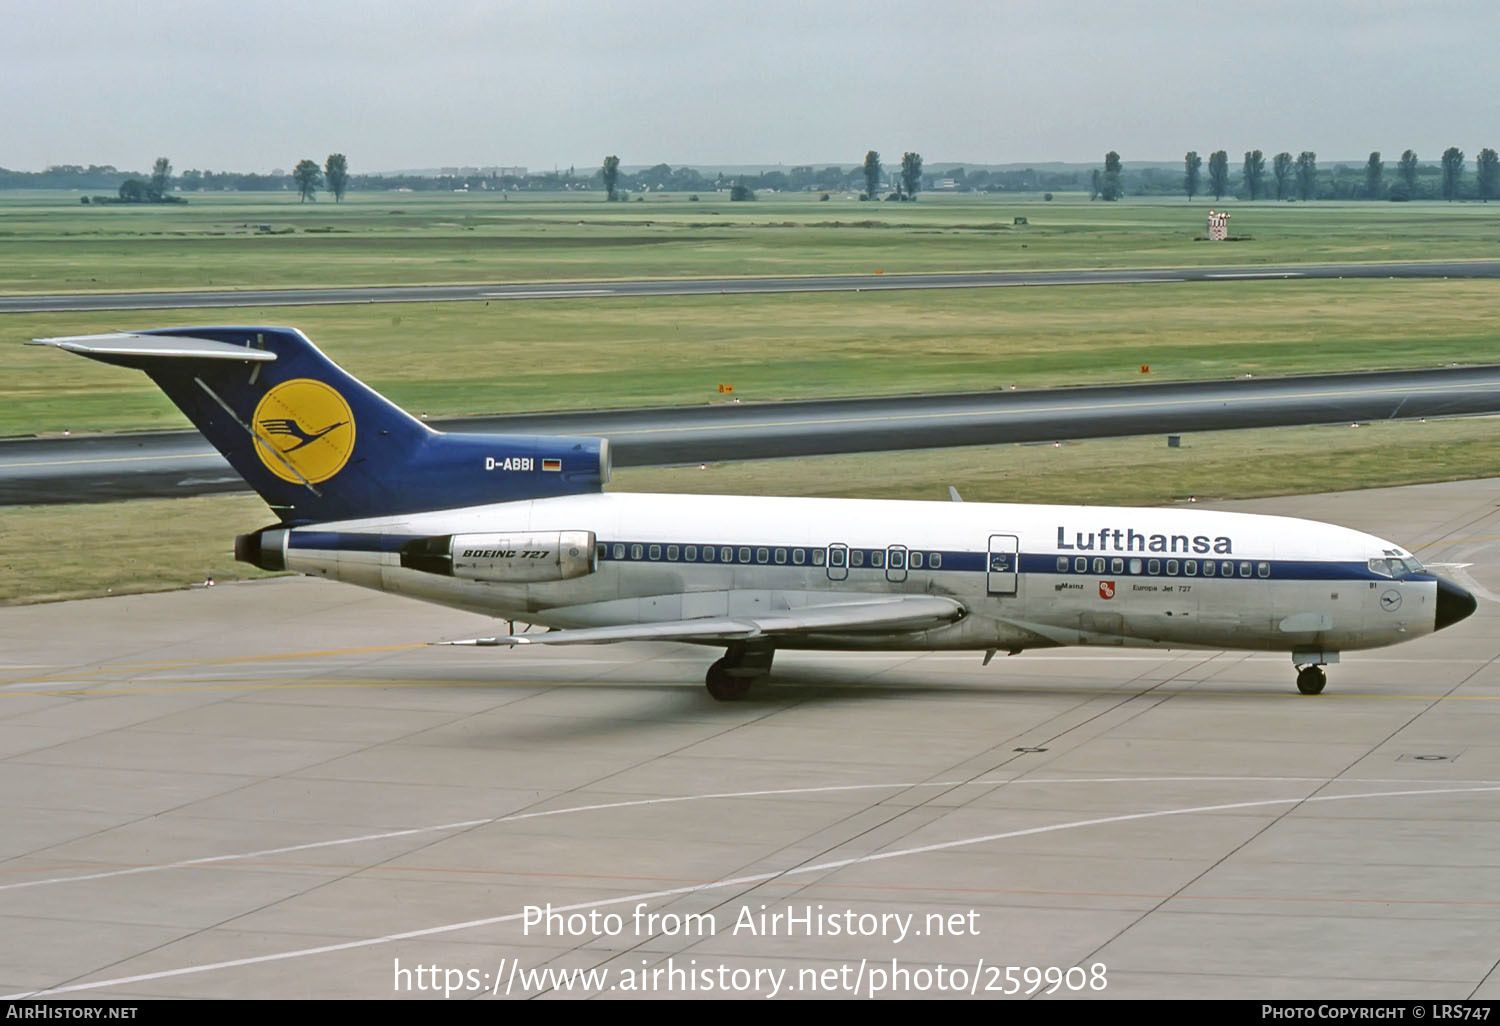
705,643,774,701
1292,650,1337,696
1295,665,1327,695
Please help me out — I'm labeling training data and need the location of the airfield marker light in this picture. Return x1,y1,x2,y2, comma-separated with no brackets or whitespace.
1140,364,1150,373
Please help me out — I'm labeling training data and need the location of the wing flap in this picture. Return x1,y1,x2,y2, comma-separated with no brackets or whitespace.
440,594,966,648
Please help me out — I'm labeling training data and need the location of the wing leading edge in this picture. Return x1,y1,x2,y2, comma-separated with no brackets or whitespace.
439,594,966,647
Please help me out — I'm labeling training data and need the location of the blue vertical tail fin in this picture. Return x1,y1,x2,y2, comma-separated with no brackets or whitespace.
30,326,610,523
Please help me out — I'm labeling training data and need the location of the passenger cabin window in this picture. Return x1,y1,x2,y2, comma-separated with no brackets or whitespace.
756,547,769,564
793,549,805,565
1111,557,1124,574
1057,556,1069,572
775,548,787,564
597,543,607,561
911,552,924,569
1166,560,1179,575
889,549,905,570
1148,559,1160,575
1185,560,1197,576
738,547,751,563
686,545,698,561
1129,558,1142,574
1203,561,1216,576
1222,561,1234,577
631,544,643,560
1257,561,1270,578
1092,557,1105,574
648,545,661,560
930,553,942,569
667,545,678,561
851,550,865,567
613,543,625,560
1073,556,1087,573
813,549,826,566
828,547,846,567
870,551,885,568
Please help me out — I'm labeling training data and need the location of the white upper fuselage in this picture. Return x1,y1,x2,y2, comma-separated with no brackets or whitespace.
276,492,1439,656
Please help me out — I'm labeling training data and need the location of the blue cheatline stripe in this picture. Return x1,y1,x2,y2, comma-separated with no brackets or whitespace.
288,532,1409,584
590,540,1392,582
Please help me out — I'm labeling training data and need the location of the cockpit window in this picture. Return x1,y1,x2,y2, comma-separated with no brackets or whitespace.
1368,555,1425,578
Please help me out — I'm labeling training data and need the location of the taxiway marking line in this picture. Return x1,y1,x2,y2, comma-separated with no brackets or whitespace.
8,782,1498,998
4,775,1495,893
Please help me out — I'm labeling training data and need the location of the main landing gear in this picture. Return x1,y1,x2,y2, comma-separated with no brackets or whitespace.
1295,665,1327,696
705,643,774,701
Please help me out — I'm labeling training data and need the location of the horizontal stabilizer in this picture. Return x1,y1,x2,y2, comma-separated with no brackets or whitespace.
439,594,966,647
29,333,276,362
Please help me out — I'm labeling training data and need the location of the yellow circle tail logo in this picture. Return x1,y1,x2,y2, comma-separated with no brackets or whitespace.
252,378,355,484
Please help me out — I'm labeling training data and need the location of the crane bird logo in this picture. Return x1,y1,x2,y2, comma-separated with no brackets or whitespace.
251,378,356,484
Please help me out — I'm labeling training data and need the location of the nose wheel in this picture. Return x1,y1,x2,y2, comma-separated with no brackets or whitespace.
1296,665,1327,695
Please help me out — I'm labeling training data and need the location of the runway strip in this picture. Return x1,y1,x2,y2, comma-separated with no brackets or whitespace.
3,259,1500,313
5,363,1500,504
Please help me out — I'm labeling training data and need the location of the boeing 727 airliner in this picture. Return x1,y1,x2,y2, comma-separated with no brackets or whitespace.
30,326,1477,699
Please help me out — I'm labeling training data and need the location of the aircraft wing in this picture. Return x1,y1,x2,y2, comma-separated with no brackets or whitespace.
439,595,966,647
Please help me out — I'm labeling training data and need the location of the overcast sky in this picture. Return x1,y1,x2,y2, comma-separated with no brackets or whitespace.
5,0,1495,173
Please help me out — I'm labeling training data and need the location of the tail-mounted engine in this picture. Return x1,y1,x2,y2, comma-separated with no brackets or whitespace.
400,531,596,583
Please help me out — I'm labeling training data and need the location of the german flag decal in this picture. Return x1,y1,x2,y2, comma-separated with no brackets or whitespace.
542,458,562,472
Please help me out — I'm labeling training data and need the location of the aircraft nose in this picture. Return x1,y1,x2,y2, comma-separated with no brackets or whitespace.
1435,577,1478,631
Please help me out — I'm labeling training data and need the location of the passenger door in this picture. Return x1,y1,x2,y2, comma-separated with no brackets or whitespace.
987,534,1019,596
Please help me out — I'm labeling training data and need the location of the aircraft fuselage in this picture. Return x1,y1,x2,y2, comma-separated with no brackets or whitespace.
256,491,1456,659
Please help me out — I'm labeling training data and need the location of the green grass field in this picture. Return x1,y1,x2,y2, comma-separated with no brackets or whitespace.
2,191,1499,294
8,278,1500,437
5,416,1497,605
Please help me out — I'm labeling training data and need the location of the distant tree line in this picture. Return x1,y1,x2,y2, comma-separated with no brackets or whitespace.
1159,146,1500,202
14,147,1500,203
1,159,1091,197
